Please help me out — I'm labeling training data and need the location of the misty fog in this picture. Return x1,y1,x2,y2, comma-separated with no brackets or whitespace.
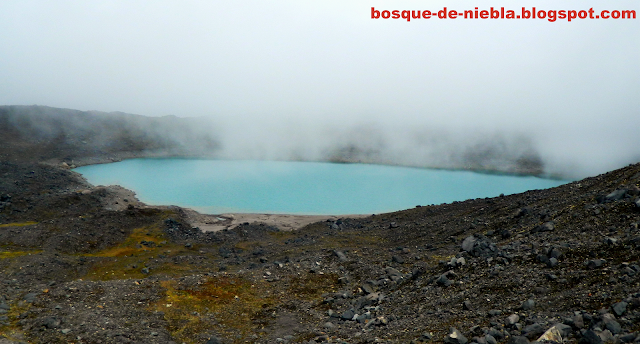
0,1,638,179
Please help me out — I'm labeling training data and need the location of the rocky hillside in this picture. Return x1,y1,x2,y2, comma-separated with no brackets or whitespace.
0,109,639,344
0,105,220,165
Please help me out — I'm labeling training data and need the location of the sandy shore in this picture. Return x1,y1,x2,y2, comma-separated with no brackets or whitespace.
182,208,368,232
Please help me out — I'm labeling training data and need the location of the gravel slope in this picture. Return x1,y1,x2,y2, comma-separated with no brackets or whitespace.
0,108,639,344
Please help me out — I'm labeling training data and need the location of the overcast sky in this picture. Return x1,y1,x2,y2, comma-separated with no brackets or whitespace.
1,1,639,177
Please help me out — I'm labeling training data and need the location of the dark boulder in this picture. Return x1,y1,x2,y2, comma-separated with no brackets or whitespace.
521,299,535,311
605,189,627,201
437,274,453,287
611,301,628,316
533,222,555,233
601,313,622,334
579,330,602,344
522,323,544,339
508,336,530,344
585,259,606,269
460,235,501,258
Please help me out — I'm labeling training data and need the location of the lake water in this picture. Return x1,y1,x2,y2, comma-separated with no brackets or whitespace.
74,158,567,215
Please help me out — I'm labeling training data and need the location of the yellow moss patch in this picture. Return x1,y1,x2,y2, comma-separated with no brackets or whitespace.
82,224,208,280
0,221,38,228
268,230,295,240
318,232,385,247
0,298,32,339
85,260,200,281
90,246,143,258
233,241,258,252
83,225,169,258
288,273,340,300
429,254,455,262
0,328,26,342
0,250,42,259
155,277,276,343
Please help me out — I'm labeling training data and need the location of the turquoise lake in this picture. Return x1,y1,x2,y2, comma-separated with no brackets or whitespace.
74,159,568,215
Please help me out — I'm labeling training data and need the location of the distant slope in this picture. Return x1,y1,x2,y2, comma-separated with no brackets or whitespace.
0,105,220,165
0,105,546,176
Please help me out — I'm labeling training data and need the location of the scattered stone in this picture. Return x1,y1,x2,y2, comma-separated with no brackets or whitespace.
618,333,637,343
356,312,371,323
205,337,223,344
534,222,555,233
522,323,544,340
23,293,38,303
488,310,502,317
537,326,562,343
555,323,573,338
43,316,60,329
601,313,621,334
537,254,550,266
506,314,520,326
580,330,603,344
361,282,375,294
521,299,535,311
365,292,384,303
437,274,452,287
444,328,468,344
463,300,473,311
606,189,627,201
508,336,529,344
392,255,405,264
586,259,606,269
611,301,627,316
488,328,504,340
573,314,585,329
385,267,403,278
341,309,355,320
484,334,497,344
598,329,613,343
548,247,563,259
333,250,348,262
604,237,618,245
461,236,477,252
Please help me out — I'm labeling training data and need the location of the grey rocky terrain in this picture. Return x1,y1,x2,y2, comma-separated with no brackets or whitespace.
0,107,639,344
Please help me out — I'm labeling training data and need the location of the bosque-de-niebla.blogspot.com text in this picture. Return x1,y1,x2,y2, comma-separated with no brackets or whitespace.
371,7,637,22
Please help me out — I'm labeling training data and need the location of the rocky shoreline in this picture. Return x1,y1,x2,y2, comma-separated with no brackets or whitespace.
1,108,639,344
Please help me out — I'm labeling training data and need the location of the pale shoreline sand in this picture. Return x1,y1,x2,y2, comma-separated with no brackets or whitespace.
182,208,368,232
